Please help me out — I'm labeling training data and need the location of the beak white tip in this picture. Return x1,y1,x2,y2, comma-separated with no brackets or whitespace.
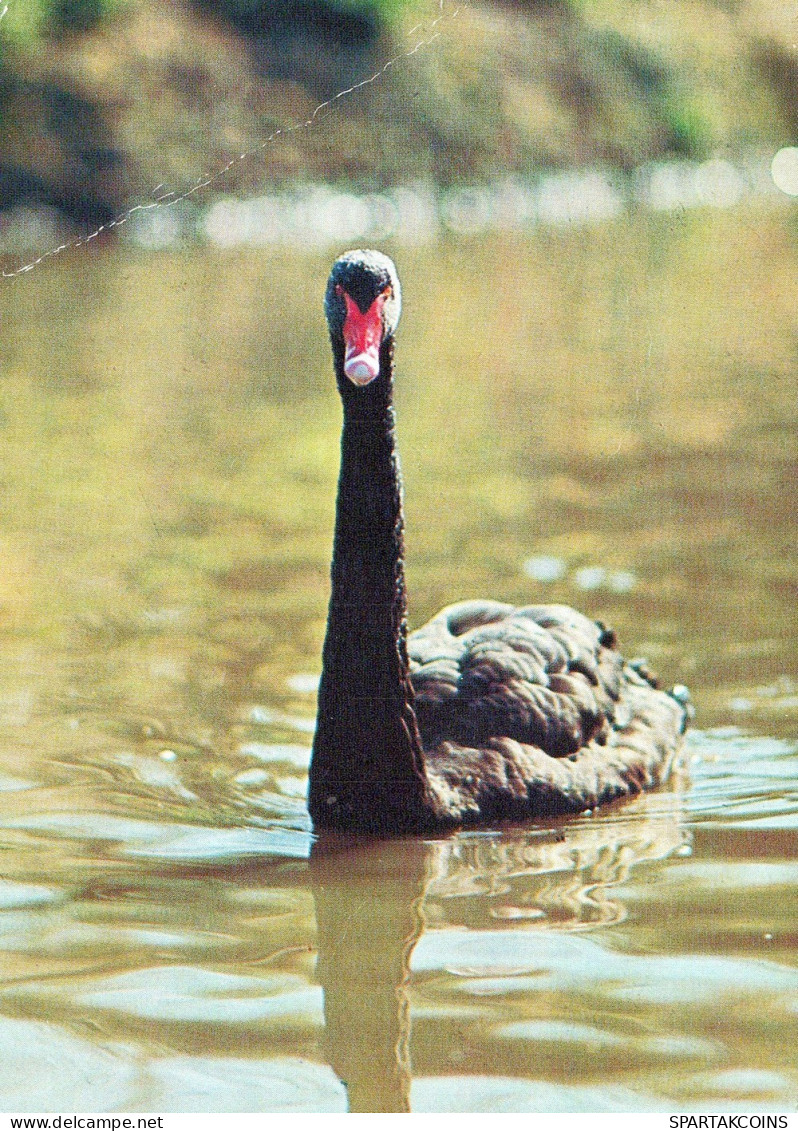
344,353,380,385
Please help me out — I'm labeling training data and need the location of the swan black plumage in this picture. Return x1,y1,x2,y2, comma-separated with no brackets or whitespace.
309,249,690,835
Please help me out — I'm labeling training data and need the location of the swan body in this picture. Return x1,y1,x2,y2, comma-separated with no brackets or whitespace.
309,249,690,835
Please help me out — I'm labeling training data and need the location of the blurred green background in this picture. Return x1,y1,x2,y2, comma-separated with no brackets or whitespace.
0,0,795,224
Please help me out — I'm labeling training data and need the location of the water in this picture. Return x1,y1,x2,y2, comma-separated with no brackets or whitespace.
0,208,795,1113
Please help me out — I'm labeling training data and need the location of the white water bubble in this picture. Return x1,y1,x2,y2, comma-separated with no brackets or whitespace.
441,186,494,235
522,556,566,583
642,161,699,210
771,147,798,196
312,190,373,244
493,178,537,229
287,673,321,694
364,193,400,241
126,202,196,248
203,198,248,247
234,768,272,788
389,184,440,244
607,569,637,594
0,205,71,253
694,159,745,208
536,170,623,226
239,743,311,769
573,566,606,591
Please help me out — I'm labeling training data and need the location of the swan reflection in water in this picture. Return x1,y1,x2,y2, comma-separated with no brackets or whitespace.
310,782,688,1113
0,775,688,1112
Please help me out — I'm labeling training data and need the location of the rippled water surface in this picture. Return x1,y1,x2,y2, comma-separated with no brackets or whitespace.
0,211,795,1112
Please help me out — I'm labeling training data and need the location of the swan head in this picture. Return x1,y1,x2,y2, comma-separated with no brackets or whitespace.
325,249,402,387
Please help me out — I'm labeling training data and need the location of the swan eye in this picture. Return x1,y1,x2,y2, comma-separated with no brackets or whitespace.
335,284,344,297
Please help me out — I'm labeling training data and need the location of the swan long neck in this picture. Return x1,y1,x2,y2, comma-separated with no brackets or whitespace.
309,335,434,833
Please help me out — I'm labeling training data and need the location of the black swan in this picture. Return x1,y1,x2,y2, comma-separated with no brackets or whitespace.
309,249,690,835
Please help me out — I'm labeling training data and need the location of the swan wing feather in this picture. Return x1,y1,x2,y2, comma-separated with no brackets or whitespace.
424,675,685,822
409,601,655,759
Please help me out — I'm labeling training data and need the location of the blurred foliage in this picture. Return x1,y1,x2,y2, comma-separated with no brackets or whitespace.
50,0,125,34
193,0,419,34
188,0,402,98
0,0,794,220
0,0,125,45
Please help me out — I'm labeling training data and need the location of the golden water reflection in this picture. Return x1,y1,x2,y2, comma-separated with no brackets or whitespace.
0,751,796,1112
0,786,694,1112
0,209,796,1110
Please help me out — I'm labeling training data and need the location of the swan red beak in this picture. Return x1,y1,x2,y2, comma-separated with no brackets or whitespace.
340,290,389,385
